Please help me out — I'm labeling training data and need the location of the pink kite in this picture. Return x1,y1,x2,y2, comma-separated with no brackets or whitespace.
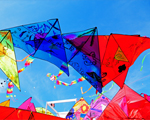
18,97,36,112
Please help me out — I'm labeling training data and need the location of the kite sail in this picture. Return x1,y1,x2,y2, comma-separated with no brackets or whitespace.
4,19,69,76
36,107,54,116
18,97,36,112
0,106,67,120
0,30,20,90
63,27,102,93
66,97,90,120
0,99,10,107
83,95,110,120
98,84,150,120
99,34,150,88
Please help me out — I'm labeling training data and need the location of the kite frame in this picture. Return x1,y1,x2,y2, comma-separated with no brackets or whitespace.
45,98,77,118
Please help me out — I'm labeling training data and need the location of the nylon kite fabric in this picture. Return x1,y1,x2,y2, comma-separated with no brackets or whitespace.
66,98,90,120
35,107,54,116
0,106,67,120
4,19,69,76
83,95,110,120
18,97,36,112
100,34,150,88
0,99,10,107
62,27,102,93
0,31,20,90
98,85,150,120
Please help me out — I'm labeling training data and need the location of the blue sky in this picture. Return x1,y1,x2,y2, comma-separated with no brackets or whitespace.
0,0,150,115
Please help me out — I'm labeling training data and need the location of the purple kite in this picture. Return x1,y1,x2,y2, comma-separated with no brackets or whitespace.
83,95,110,120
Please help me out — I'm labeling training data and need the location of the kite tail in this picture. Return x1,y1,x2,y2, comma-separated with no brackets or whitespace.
47,73,85,88
93,82,115,102
57,70,64,77
18,56,35,73
69,77,85,86
81,85,93,94
16,50,35,62
140,52,150,71
56,80,69,86
59,62,68,75
54,81,56,89
6,82,14,98
16,54,31,62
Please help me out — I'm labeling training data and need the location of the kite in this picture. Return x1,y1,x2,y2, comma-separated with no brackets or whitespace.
0,99,10,107
47,73,85,88
83,95,110,120
98,84,150,120
0,106,67,120
36,107,54,116
62,27,102,93
4,19,69,76
66,98,90,120
18,97,36,112
99,34,150,88
0,30,20,90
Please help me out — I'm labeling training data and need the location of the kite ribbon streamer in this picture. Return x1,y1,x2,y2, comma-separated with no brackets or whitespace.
18,56,35,73
93,82,115,102
6,81,14,98
47,73,85,87
57,70,64,77
16,54,31,62
81,85,93,94
56,77,85,86
82,82,115,100
140,52,150,71
16,51,35,62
